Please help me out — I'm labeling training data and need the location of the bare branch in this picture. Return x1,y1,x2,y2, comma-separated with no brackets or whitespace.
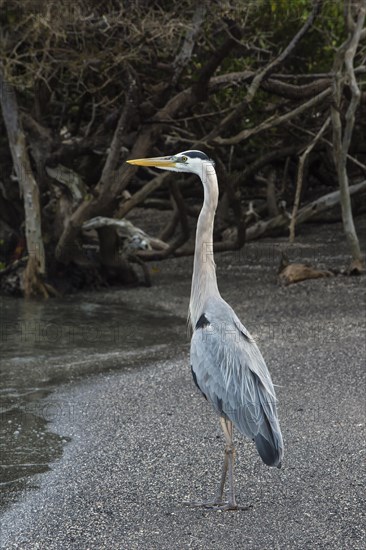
346,0,356,32
288,122,366,173
215,87,331,146
99,75,137,187
158,203,179,242
209,70,331,100
172,5,207,85
238,145,302,185
289,117,330,243
192,19,242,100
260,76,331,100
117,172,170,219
204,2,324,143
246,0,322,102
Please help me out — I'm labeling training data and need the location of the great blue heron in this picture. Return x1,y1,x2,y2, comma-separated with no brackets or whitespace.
127,151,284,511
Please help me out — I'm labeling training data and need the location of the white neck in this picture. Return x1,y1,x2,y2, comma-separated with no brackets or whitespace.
189,162,220,328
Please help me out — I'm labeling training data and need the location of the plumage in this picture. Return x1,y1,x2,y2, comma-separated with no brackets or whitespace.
127,149,284,510
183,150,210,160
195,313,210,329
190,295,283,467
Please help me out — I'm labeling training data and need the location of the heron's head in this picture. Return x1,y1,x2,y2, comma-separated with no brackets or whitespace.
126,150,214,176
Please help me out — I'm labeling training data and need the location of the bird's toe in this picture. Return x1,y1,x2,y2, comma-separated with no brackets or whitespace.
183,499,252,511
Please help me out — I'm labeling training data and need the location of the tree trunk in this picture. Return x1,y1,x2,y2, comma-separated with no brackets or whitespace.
0,66,48,297
330,1,365,270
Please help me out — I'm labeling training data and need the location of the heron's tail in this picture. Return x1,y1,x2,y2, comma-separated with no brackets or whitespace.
254,415,283,468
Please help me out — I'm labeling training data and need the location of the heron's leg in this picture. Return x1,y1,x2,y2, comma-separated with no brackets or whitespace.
183,416,251,511
220,418,237,506
227,441,237,506
213,446,228,502
212,416,231,501
185,417,250,510
214,418,251,511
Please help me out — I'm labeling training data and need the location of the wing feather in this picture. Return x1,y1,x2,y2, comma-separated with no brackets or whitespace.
190,297,283,466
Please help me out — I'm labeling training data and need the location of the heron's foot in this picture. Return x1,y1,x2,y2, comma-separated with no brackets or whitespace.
213,501,252,512
183,499,251,511
183,498,225,508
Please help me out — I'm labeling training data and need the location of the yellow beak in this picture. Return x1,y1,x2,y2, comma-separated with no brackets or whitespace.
126,156,176,168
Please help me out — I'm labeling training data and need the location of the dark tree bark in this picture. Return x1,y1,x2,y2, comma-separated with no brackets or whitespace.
0,66,48,298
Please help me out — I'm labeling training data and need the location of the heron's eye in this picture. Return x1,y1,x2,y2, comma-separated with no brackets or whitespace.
181,156,188,162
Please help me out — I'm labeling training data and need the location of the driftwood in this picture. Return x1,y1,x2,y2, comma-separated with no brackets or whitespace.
279,264,334,285
82,216,169,251
81,216,161,286
278,253,334,286
295,180,366,225
46,165,88,204
241,180,366,242
346,259,365,275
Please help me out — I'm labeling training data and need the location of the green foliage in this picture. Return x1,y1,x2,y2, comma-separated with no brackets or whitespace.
248,0,346,73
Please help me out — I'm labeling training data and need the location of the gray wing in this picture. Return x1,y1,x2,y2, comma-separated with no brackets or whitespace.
190,297,283,467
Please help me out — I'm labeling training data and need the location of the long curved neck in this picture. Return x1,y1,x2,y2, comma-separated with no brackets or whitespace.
189,163,220,328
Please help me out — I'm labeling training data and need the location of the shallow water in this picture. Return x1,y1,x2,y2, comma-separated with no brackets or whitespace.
0,292,183,511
